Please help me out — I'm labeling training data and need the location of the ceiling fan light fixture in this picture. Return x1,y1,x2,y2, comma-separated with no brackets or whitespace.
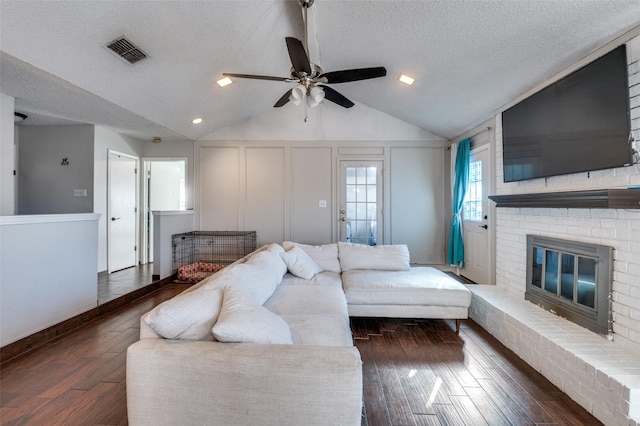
289,84,306,106
307,86,325,108
217,77,233,88
399,74,415,86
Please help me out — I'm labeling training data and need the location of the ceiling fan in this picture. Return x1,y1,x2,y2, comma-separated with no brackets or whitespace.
222,0,386,111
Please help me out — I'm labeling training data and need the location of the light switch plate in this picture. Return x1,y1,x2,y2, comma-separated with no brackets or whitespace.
74,189,87,197
318,200,327,208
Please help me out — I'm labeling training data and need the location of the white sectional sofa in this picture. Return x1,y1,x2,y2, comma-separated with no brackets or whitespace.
126,241,471,426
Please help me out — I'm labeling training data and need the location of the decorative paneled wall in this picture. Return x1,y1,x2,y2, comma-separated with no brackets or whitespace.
195,140,448,264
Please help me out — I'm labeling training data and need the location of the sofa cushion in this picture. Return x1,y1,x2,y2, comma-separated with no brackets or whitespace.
280,245,323,279
256,242,285,256
342,267,472,307
225,249,287,304
212,287,292,344
282,241,341,273
338,242,410,271
281,314,353,347
197,265,241,291
144,287,224,341
279,271,343,288
264,285,349,317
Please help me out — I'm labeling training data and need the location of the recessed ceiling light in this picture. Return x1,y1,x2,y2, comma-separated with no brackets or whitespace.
399,74,415,86
192,117,203,124
217,77,233,87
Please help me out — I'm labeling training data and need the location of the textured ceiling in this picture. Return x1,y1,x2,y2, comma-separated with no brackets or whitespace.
1,1,640,142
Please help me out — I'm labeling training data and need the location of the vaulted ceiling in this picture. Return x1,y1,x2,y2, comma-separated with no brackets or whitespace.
1,1,639,142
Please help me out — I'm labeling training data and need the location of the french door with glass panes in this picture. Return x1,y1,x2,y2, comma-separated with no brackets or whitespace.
338,161,383,245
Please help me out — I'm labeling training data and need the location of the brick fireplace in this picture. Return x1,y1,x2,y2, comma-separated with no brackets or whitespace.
466,31,640,426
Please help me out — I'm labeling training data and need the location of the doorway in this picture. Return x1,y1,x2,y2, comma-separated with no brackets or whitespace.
108,151,138,273
142,158,187,264
460,146,491,283
338,160,383,245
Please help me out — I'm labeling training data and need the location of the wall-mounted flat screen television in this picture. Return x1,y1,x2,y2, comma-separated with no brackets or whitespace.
502,44,631,183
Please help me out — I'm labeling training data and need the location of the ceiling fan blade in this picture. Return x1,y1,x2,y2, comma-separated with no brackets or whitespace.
274,89,293,108
222,73,289,82
318,67,387,84
320,85,354,108
285,37,312,75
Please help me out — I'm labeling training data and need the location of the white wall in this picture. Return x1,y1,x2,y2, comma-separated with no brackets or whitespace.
152,210,194,279
0,93,15,215
202,101,438,142
493,36,640,354
196,102,448,263
18,125,94,214
94,126,144,272
0,214,99,346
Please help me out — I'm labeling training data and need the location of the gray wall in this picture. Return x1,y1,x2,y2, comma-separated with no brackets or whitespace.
18,125,94,214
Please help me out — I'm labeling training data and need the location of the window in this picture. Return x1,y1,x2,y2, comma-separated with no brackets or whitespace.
345,166,377,245
463,160,482,221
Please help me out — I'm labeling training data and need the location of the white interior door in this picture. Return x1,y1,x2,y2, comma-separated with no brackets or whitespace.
461,147,490,283
339,161,383,245
108,152,138,272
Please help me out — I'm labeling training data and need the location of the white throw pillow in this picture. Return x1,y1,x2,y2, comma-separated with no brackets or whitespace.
212,287,293,344
280,246,323,279
282,241,341,273
338,242,410,271
144,287,224,340
226,249,286,304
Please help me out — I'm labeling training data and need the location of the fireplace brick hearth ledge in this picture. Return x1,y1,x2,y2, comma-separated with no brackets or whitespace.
488,189,640,209
467,284,640,425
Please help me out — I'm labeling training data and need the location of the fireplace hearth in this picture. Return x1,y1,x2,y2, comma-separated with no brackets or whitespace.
525,235,613,336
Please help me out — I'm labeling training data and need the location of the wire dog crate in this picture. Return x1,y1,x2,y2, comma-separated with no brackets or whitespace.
172,231,257,282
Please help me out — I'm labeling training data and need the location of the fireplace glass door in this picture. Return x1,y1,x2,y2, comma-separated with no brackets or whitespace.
577,257,596,308
526,235,611,336
531,246,597,310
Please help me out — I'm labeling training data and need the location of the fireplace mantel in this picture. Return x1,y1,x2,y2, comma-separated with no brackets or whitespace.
488,189,640,209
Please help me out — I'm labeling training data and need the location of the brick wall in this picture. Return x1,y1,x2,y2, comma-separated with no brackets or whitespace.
493,35,640,354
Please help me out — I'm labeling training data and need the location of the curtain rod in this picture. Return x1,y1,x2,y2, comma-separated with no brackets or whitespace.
446,126,492,150
468,126,492,140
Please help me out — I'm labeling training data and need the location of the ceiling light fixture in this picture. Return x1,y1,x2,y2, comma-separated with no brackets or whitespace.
399,74,415,86
192,117,203,124
14,112,27,123
307,86,325,108
217,77,233,88
288,84,325,108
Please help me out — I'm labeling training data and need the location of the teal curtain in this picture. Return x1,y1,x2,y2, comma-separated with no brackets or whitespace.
447,138,470,266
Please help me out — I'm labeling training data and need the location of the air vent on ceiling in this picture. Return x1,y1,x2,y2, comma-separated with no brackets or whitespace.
106,36,147,64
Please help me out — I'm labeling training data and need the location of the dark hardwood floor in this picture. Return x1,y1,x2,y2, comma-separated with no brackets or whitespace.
98,264,155,305
0,283,189,425
353,317,602,426
1,279,602,425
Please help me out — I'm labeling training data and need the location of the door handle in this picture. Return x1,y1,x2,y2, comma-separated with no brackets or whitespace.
341,217,346,222
479,224,488,229
111,217,121,221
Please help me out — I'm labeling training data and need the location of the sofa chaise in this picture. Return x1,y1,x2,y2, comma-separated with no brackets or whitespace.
126,241,471,426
